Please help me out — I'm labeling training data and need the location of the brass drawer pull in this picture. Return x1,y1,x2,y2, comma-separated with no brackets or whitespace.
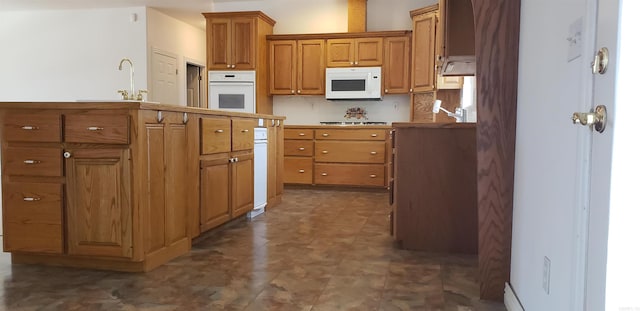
371,133,378,137
298,133,305,136
298,169,305,173
23,197,41,202
322,150,328,154
21,125,39,130
370,151,378,155
241,129,249,133
322,133,329,137
298,147,305,151
321,173,328,176
215,129,224,133
86,126,104,131
23,159,41,164
370,174,377,178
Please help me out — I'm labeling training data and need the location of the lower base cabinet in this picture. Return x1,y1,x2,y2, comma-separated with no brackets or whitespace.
200,154,231,232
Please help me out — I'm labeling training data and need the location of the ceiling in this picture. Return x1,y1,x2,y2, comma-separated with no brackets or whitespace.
0,0,247,29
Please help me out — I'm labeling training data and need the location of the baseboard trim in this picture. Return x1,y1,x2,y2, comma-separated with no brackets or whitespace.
504,282,525,311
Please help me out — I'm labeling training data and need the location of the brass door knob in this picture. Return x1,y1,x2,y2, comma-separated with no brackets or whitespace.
572,105,607,133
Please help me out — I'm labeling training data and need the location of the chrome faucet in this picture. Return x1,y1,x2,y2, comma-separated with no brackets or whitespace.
117,58,147,101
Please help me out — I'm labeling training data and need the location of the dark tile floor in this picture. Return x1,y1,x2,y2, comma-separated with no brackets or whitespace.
0,188,507,310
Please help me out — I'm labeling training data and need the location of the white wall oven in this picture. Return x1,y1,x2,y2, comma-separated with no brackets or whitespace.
208,71,255,113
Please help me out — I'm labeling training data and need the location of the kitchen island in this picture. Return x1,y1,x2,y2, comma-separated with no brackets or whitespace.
390,122,477,254
0,101,285,272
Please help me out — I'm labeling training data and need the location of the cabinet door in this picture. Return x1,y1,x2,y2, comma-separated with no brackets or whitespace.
141,111,189,255
411,11,438,92
269,40,297,95
326,39,354,67
384,36,411,94
354,38,383,66
231,18,256,69
66,148,132,258
207,18,232,70
231,151,253,218
200,154,231,232
298,39,325,95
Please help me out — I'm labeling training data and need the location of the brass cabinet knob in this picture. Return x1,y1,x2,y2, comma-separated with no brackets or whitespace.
322,133,329,137
322,150,328,154
298,147,305,151
369,174,377,178
370,151,378,155
21,125,38,130
371,134,378,137
321,173,328,176
215,129,224,133
298,169,305,173
298,133,305,136
23,159,41,164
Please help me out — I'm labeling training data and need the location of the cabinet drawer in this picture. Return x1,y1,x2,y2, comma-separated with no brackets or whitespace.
314,163,386,187
315,128,387,141
232,119,257,151
284,157,313,184
284,140,313,156
315,141,385,163
3,182,63,254
3,113,61,142
3,147,63,177
201,118,231,154
284,128,314,140
64,114,129,144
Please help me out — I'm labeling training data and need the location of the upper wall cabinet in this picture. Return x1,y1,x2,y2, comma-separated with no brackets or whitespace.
326,38,383,67
203,11,276,71
269,39,325,95
410,5,439,93
383,35,411,94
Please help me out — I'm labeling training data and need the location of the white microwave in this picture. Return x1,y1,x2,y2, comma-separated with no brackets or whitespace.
325,67,382,100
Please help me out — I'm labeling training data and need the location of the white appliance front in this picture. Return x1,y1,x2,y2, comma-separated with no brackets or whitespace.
248,127,268,219
208,71,255,113
325,66,382,100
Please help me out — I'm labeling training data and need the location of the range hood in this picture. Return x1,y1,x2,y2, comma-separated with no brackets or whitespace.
440,0,475,76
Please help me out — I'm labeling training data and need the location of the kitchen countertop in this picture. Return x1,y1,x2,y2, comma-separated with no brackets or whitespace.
285,124,392,129
0,101,286,120
391,122,476,129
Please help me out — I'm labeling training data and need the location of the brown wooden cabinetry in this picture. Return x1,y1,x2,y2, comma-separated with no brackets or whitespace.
383,35,411,94
269,39,325,95
199,117,255,232
313,128,387,187
266,119,284,208
0,102,283,272
2,112,63,254
283,128,314,184
326,38,383,67
392,123,477,253
203,11,275,114
410,5,439,93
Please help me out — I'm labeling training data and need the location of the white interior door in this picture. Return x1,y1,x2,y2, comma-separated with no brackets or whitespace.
151,50,178,104
584,0,640,310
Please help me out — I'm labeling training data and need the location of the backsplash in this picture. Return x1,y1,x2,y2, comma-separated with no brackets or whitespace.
273,94,411,125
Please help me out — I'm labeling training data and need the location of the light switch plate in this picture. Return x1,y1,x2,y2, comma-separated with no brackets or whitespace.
567,17,583,62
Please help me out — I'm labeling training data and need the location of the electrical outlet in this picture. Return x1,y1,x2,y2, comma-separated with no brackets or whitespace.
543,256,551,294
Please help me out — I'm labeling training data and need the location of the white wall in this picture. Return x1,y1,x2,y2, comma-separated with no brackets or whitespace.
146,8,207,106
212,0,437,124
512,0,592,309
0,8,148,101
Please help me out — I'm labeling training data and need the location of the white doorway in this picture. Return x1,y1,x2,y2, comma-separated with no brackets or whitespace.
186,63,206,108
151,49,179,104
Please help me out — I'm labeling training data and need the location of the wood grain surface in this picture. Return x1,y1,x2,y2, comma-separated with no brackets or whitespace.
472,0,521,301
